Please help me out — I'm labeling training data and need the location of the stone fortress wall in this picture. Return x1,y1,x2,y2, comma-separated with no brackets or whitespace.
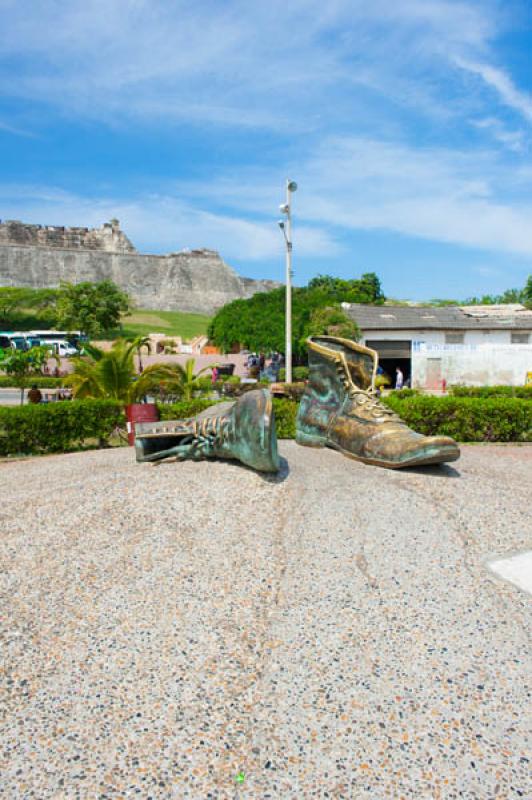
0,219,280,315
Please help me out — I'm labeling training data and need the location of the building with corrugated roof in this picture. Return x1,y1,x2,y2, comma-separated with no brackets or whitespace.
343,303,532,388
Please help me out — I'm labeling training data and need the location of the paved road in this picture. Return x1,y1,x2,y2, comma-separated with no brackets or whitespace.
0,388,23,405
1,443,530,798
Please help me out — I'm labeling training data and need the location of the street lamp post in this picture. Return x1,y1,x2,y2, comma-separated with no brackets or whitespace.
278,179,297,384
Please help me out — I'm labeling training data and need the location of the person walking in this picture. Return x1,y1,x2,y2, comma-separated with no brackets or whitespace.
395,367,404,390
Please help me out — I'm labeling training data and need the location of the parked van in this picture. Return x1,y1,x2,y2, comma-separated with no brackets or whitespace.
26,330,87,352
48,341,78,357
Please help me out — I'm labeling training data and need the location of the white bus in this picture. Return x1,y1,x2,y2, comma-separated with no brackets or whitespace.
0,332,30,351
28,330,84,343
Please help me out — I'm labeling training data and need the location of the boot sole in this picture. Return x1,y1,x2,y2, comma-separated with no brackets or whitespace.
296,431,460,469
333,442,460,469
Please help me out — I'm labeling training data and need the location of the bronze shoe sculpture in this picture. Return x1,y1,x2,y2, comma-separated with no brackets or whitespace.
134,388,280,473
296,336,460,469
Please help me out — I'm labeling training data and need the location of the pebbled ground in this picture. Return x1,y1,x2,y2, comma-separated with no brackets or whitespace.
0,443,530,799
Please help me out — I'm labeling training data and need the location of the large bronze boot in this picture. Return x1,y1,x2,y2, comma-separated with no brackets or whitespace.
296,336,460,468
134,389,280,473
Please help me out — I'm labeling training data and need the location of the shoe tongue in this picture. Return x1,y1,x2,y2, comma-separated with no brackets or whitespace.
345,351,374,390
311,336,376,390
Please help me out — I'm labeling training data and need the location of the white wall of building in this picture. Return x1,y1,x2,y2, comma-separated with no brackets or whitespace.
411,343,532,388
362,329,529,347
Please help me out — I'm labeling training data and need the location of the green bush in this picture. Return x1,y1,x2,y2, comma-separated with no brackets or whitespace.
278,366,309,382
449,385,532,399
193,376,215,393
273,398,298,439
382,395,532,442
386,388,421,399
157,399,222,420
159,396,299,439
275,382,306,401
0,376,63,389
154,394,532,442
0,399,124,456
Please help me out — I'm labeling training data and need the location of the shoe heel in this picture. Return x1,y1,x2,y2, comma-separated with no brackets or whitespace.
295,429,326,447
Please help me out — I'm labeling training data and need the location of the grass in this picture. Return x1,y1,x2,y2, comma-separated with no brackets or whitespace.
3,308,212,343
114,310,211,341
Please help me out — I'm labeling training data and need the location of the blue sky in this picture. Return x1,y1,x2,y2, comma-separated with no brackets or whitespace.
0,0,531,301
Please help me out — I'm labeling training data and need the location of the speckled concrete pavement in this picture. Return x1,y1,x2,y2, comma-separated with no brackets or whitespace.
1,443,530,799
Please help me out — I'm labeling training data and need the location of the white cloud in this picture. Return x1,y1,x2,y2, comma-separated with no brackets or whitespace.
0,0,501,130
166,135,532,258
473,265,505,278
1,1,531,271
471,117,526,152
297,137,532,257
0,184,341,262
0,119,36,137
455,58,532,122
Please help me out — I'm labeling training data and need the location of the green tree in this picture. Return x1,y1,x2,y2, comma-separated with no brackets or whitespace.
307,272,385,304
428,298,460,307
55,280,131,337
305,305,361,345
208,274,375,359
522,275,532,309
0,345,56,404
0,287,58,327
66,338,151,402
126,335,151,372
0,288,33,325
66,339,212,403
140,359,213,401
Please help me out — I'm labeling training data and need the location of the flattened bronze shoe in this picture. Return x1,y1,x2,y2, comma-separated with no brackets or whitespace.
135,388,280,473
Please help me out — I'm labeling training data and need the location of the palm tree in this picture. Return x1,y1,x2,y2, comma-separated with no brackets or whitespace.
66,339,147,402
126,335,151,373
66,342,213,403
139,358,213,401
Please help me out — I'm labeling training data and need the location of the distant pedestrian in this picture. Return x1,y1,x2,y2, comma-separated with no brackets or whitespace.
27,384,42,404
395,367,404,390
211,365,219,384
259,353,265,371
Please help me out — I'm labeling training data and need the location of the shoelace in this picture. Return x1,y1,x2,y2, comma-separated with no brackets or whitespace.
335,361,398,420
174,414,234,459
142,413,234,462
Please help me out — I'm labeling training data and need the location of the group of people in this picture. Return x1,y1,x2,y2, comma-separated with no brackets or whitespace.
246,352,283,381
375,365,410,391
42,364,64,378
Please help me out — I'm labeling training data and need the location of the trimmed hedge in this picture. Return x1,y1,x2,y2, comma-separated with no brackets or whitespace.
382,394,532,442
157,398,223,420
0,399,125,456
270,395,531,442
0,376,63,389
386,388,421,399
2,392,530,457
449,385,532,399
158,397,298,439
273,398,297,439
278,366,309,382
